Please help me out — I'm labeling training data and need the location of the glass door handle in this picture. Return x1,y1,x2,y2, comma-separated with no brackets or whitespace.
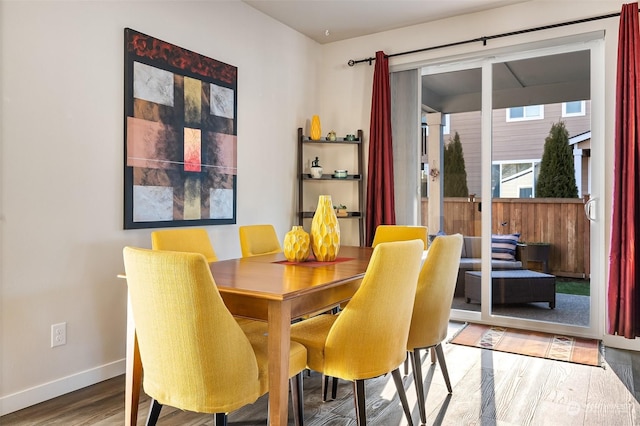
584,197,596,222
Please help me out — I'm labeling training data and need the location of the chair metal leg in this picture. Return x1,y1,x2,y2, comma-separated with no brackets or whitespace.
410,349,427,424
322,375,330,401
430,347,436,364
290,372,305,426
404,353,409,376
214,412,227,426
353,379,367,426
322,375,338,401
434,343,452,393
331,376,338,400
145,399,162,426
391,368,414,426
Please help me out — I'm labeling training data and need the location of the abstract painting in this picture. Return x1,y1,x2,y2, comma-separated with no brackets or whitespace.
124,28,237,229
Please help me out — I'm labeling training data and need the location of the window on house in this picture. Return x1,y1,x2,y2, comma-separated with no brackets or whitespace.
506,105,544,121
492,160,540,198
519,187,533,198
562,100,586,117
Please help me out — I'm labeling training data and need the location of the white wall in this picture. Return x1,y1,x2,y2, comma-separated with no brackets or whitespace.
0,0,320,414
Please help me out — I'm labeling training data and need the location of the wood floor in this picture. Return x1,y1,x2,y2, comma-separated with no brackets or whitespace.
2,322,639,425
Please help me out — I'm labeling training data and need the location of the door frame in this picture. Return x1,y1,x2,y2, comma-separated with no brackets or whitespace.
396,33,605,339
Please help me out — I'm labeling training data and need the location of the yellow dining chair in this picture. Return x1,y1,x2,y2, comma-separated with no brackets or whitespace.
151,228,218,262
322,223,428,400
290,240,424,426
371,224,428,249
407,233,463,424
151,228,264,332
366,224,429,377
122,247,307,426
239,224,282,257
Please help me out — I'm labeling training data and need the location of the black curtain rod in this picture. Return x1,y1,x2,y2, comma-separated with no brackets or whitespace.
347,11,621,66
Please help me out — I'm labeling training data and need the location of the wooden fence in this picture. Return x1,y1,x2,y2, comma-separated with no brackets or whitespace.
421,196,591,278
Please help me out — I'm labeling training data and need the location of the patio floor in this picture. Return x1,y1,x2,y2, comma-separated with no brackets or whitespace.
452,293,590,326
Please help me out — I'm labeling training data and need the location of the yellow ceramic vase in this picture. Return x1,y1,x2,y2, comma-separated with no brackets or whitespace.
310,115,322,140
310,195,340,261
283,226,310,262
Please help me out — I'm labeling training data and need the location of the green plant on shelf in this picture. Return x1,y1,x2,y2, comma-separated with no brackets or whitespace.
333,204,348,217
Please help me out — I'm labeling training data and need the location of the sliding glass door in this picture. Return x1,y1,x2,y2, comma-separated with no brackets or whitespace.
421,65,485,318
417,36,604,338
489,49,593,332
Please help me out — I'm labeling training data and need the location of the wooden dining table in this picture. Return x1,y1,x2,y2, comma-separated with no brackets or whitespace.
124,245,374,426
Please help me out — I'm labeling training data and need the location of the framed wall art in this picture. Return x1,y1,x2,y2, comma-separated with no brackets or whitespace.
123,28,237,229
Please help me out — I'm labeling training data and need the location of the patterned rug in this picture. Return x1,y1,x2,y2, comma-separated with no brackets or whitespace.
449,323,602,367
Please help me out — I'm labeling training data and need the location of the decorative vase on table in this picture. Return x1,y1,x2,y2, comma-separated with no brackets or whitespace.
283,226,310,262
310,195,340,261
310,115,322,140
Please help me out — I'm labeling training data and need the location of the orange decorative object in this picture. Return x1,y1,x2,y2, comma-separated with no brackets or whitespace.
310,195,340,261
310,115,322,140
283,226,310,262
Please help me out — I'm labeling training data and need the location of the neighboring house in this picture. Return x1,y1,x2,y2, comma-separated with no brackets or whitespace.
570,130,592,197
423,101,591,197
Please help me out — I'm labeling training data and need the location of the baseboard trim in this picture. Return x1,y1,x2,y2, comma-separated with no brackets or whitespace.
602,334,640,351
0,359,125,416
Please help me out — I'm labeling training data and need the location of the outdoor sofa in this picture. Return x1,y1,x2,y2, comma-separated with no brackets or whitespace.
455,235,523,297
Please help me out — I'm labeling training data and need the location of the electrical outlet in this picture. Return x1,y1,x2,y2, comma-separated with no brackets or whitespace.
51,322,66,348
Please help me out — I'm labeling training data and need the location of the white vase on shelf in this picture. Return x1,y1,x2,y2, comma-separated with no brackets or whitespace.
310,156,323,179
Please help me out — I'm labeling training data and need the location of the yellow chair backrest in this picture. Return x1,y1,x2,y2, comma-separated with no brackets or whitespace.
151,228,218,262
122,247,261,413
407,234,463,350
239,224,282,257
371,225,428,249
323,239,423,380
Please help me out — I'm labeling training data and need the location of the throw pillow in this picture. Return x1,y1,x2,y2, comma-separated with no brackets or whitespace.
491,233,520,261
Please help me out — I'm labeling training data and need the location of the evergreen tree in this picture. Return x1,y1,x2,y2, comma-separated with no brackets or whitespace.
535,121,578,198
443,131,469,197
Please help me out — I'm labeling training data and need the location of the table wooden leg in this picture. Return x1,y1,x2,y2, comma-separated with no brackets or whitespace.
125,296,142,426
267,300,291,426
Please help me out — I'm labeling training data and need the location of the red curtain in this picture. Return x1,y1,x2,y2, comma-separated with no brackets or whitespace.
608,2,640,338
365,51,395,245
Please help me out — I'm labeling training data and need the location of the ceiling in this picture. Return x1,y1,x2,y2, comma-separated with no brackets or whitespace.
423,50,591,113
242,0,590,114
243,0,529,44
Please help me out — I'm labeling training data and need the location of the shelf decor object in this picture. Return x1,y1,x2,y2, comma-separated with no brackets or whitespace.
297,128,365,246
283,226,311,262
310,115,322,140
333,169,347,179
310,195,340,261
335,205,348,217
310,156,323,179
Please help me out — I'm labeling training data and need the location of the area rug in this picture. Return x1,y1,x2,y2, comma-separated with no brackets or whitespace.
449,323,602,366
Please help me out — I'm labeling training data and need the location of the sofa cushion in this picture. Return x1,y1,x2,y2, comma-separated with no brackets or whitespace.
464,236,482,258
492,259,523,269
459,258,522,270
459,258,481,270
491,233,520,261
